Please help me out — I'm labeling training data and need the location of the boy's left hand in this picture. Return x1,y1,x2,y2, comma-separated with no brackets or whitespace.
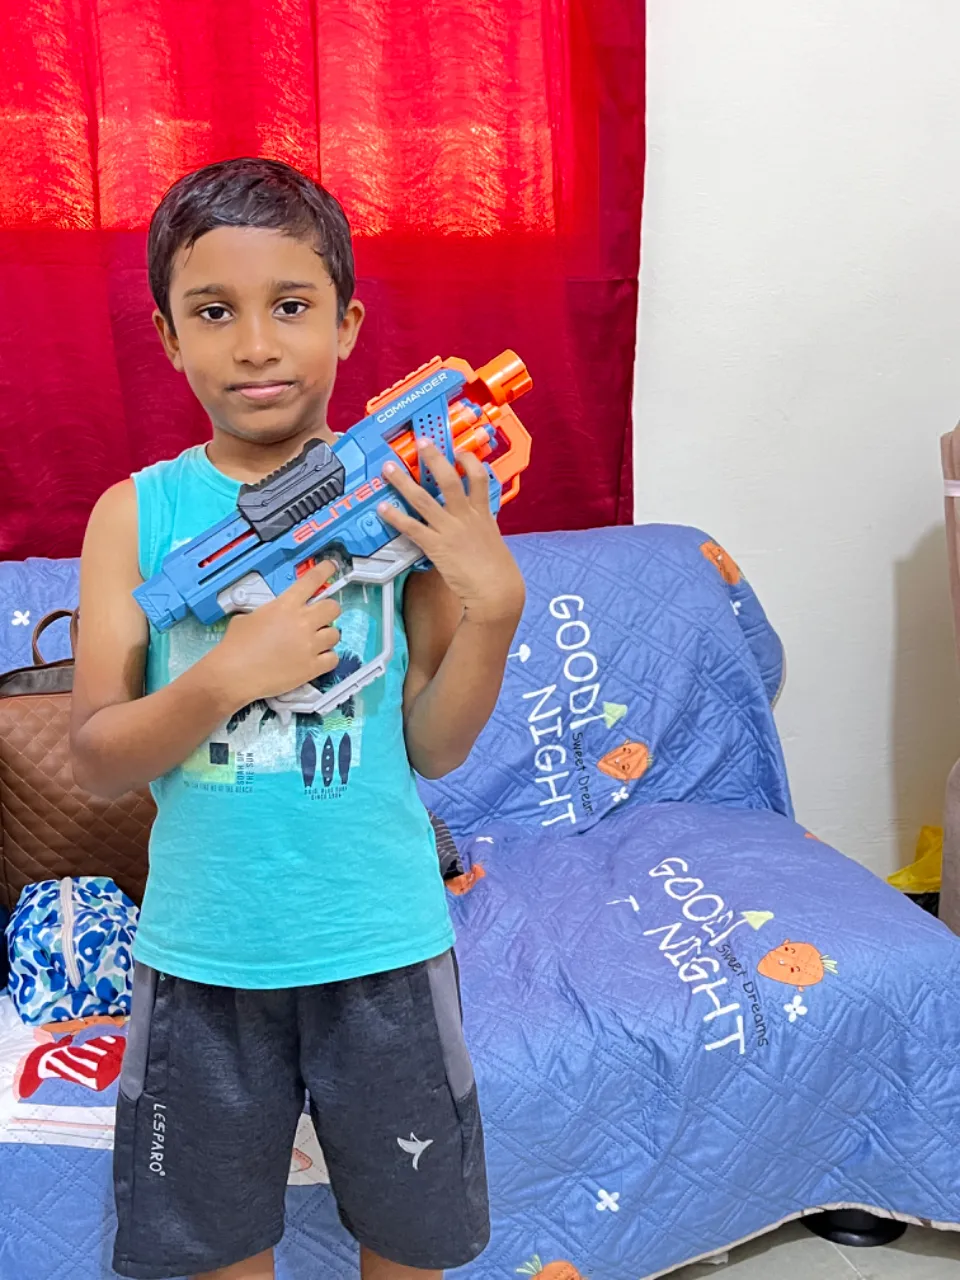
379,440,525,626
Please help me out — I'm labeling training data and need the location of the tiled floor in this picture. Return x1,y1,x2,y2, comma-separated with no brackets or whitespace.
674,1221,960,1279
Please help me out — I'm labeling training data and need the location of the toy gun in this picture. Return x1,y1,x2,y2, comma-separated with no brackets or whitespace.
134,351,533,723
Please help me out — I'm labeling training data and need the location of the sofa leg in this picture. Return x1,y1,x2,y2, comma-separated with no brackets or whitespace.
804,1209,908,1247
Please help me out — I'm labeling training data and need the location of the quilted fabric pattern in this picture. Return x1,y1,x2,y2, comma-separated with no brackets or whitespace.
0,693,153,911
444,804,960,1278
2,804,959,1279
1,540,956,1280
0,1147,119,1279
420,525,791,837
0,559,79,674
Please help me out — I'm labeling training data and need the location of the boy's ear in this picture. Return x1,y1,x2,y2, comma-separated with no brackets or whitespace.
337,297,365,362
153,309,184,372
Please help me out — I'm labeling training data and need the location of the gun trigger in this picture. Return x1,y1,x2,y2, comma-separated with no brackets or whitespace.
266,578,399,722
296,549,349,589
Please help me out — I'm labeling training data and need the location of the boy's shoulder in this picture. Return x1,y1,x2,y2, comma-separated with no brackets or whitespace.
133,444,204,487
131,445,218,523
133,446,240,579
87,475,136,530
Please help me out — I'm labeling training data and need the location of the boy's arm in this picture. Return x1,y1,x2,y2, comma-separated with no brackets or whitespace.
384,442,525,779
402,570,520,778
71,481,342,799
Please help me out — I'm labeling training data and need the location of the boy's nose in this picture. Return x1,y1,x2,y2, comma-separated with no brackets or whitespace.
232,315,283,366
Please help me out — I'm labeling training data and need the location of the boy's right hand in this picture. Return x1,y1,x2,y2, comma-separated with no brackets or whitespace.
207,560,342,709
73,486,343,799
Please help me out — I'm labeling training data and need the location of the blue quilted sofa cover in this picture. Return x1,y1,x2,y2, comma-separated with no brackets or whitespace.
0,525,958,1280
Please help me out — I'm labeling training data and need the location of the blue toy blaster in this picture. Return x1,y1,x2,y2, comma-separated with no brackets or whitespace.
134,351,533,722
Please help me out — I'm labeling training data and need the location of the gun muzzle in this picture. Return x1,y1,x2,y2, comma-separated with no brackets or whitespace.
133,577,189,633
473,350,533,405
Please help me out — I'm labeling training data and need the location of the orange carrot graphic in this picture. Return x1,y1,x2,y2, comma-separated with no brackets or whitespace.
517,1259,585,1280
700,540,742,585
597,741,650,782
757,941,838,991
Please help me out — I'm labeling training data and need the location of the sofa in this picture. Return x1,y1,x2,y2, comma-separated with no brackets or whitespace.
0,524,958,1280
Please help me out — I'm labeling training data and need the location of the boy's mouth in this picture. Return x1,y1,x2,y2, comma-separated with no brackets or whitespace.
229,380,297,404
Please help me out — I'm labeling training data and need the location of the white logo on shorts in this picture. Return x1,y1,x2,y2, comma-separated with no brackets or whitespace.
149,1102,167,1176
397,1133,433,1171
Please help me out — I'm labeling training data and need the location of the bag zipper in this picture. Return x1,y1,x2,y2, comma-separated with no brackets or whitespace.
58,877,82,989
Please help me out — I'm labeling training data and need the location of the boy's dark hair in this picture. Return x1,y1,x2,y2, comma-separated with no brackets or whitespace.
148,157,355,326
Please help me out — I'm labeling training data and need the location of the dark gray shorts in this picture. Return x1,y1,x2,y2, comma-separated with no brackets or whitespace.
113,954,489,1278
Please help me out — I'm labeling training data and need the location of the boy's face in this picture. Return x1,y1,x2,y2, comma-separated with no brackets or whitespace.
155,226,364,446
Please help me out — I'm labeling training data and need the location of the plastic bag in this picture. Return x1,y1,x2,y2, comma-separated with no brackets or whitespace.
887,826,943,895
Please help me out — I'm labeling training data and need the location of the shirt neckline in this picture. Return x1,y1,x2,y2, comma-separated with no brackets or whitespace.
186,444,244,499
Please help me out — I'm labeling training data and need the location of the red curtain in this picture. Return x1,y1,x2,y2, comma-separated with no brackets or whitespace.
0,0,645,559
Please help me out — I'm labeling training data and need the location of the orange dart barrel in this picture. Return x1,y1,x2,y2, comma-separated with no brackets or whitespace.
372,350,533,503
470,350,534,405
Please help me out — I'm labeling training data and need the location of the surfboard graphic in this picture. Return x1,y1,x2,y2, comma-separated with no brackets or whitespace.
300,735,317,789
338,734,352,785
321,736,335,787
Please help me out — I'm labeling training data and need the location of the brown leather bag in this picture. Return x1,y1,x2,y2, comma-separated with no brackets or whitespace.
0,610,155,910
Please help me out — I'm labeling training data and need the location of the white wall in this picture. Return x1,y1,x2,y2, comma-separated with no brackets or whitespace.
635,0,960,877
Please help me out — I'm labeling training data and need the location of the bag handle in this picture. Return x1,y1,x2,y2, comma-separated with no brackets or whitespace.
31,609,77,667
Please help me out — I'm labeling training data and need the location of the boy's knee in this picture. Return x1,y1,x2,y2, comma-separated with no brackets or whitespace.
360,1244,443,1280
192,1247,275,1280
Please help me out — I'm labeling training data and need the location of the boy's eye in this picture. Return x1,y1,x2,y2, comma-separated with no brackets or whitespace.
276,299,308,317
199,305,231,322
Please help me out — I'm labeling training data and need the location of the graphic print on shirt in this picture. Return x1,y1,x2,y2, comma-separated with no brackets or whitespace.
167,583,375,800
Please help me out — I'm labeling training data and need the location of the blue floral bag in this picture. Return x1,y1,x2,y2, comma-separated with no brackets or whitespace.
6,876,138,1025
0,905,8,990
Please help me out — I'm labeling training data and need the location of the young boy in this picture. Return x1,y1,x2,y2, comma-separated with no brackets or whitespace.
70,157,525,1280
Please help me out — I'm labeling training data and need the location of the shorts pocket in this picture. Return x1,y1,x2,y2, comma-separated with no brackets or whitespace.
450,1082,491,1257
112,1086,178,1275
119,965,174,1103
112,1080,140,1263
425,951,475,1102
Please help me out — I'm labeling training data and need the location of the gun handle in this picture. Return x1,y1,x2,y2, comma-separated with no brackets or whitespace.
263,535,425,725
499,474,522,505
266,577,398,725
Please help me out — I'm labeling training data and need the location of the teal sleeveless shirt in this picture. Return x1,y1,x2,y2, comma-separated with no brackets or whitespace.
132,445,454,988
